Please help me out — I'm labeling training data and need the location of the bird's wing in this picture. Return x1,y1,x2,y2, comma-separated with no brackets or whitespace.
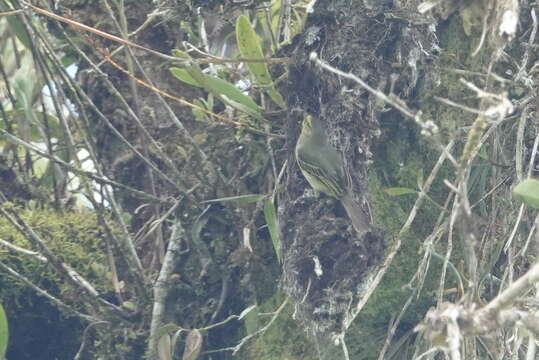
297,148,346,198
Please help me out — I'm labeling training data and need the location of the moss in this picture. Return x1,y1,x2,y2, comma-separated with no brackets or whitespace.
238,11,488,359
240,291,318,359
0,208,113,359
419,14,492,144
0,208,111,301
343,110,458,358
338,12,496,358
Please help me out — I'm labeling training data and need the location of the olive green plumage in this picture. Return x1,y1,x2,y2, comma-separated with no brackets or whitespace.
295,115,369,235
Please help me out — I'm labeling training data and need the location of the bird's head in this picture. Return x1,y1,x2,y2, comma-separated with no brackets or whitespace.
301,115,314,135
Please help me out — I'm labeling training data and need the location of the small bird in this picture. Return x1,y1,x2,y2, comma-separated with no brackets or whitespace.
295,115,369,235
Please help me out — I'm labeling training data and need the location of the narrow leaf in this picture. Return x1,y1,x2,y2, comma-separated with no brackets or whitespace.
0,1,31,48
235,15,286,109
170,67,201,87
171,49,191,59
264,198,281,263
0,303,8,359
196,72,261,113
151,323,180,341
236,15,269,83
182,63,262,115
202,194,266,205
221,96,264,121
384,187,417,196
267,87,286,109
513,179,539,209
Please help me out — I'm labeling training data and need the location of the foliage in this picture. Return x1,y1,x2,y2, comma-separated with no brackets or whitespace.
169,6,298,123
240,293,316,359
0,207,111,301
513,178,539,209
235,15,286,109
0,303,7,360
263,198,280,263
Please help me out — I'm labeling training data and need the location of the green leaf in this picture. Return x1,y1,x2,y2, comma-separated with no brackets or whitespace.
0,0,31,49
150,323,180,341
121,301,137,312
256,0,282,42
236,15,268,81
478,145,489,160
384,187,417,196
235,15,286,109
192,70,261,113
264,198,281,263
171,49,191,59
33,156,50,178
513,179,539,209
0,303,8,359
192,98,209,121
170,48,265,117
221,96,264,121
13,59,36,113
417,168,424,189
7,110,62,140
173,62,263,117
202,194,266,205
266,87,286,110
170,67,201,87
61,54,78,68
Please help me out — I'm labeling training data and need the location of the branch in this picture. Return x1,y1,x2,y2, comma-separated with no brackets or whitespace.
0,260,101,323
0,198,129,319
147,208,184,358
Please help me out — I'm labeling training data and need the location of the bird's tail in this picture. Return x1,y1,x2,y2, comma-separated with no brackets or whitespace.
341,193,370,237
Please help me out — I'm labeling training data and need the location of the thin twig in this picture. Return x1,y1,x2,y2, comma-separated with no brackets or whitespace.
0,237,47,262
20,2,291,65
0,260,102,323
309,52,439,137
232,298,289,355
0,128,163,202
348,140,455,324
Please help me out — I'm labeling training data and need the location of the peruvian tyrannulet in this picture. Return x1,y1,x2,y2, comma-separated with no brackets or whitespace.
295,115,369,235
